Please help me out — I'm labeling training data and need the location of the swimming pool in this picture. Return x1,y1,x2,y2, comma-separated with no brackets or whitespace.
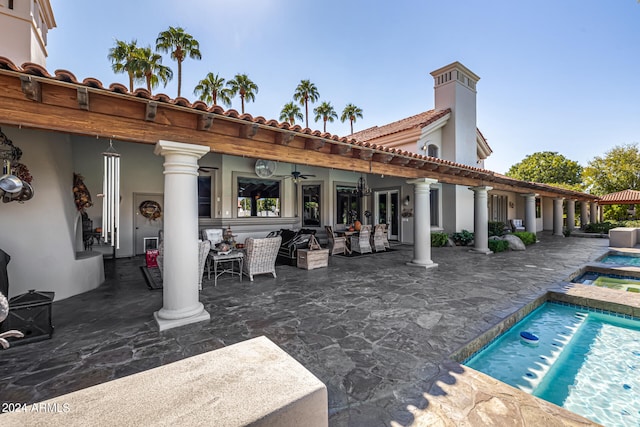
598,252,640,267
464,302,640,426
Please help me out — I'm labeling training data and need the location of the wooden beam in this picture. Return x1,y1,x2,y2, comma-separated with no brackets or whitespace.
331,144,352,155
76,87,89,111
275,131,295,146
197,114,215,131
304,139,325,151
371,152,394,164
145,101,158,122
239,123,259,139
390,156,410,166
20,76,41,102
407,159,426,168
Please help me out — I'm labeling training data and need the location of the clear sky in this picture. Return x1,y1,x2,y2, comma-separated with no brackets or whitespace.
46,0,640,174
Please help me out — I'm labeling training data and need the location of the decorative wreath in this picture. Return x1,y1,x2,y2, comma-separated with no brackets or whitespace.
139,200,162,221
73,173,93,212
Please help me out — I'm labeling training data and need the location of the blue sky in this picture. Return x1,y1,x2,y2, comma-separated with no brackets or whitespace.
46,0,640,174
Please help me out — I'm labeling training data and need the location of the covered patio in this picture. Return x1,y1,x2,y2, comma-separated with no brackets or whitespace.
0,233,610,425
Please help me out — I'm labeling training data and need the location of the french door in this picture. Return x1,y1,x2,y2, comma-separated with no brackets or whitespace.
374,190,399,240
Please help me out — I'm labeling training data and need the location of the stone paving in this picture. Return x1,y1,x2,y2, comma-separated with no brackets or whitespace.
0,233,614,425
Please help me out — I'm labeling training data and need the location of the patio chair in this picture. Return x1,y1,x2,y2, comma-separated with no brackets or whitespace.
325,225,346,255
198,240,211,290
510,219,525,232
351,225,373,254
243,236,282,281
381,223,390,249
202,228,224,247
371,224,386,252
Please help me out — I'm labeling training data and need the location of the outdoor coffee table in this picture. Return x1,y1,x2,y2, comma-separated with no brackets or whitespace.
208,250,244,287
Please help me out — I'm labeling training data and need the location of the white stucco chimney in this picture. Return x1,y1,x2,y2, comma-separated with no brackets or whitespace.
0,0,56,67
430,62,480,167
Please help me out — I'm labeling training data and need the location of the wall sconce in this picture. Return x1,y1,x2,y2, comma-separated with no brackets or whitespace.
404,195,410,206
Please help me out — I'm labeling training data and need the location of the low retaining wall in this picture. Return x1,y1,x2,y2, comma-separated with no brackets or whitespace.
609,227,640,248
0,336,328,427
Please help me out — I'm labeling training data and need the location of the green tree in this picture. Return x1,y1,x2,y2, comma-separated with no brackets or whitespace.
340,103,363,135
155,26,202,98
279,102,303,125
107,39,143,92
134,47,173,93
293,80,319,128
194,72,231,107
583,143,640,195
505,151,583,185
313,101,338,133
226,73,258,114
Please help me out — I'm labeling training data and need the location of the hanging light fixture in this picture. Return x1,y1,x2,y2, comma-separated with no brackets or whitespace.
101,140,120,250
356,174,371,198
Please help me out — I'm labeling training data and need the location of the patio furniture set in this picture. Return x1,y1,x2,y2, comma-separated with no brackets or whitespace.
326,224,390,255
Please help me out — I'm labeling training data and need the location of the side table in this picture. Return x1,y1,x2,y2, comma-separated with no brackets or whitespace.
207,250,244,287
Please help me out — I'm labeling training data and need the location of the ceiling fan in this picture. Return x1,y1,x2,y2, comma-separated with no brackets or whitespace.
284,165,315,182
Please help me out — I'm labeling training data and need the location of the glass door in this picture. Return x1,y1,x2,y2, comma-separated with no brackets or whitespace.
375,190,399,240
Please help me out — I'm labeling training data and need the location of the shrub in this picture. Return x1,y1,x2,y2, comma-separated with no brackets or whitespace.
584,222,620,234
488,221,507,237
488,239,510,253
512,231,536,245
431,232,449,247
451,230,474,246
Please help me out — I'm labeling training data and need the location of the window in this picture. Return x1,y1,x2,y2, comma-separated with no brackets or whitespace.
197,176,212,218
9,0,13,10
336,185,359,224
430,188,439,226
237,177,280,217
535,198,541,218
489,194,508,222
302,184,321,227
427,144,439,158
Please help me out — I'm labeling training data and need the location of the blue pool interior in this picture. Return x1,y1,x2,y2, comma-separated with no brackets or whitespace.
464,302,640,427
598,252,640,267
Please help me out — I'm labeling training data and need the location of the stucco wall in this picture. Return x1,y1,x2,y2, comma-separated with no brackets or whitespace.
0,127,103,301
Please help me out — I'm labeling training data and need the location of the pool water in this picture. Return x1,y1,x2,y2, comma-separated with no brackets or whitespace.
574,271,640,293
600,254,640,267
465,302,640,426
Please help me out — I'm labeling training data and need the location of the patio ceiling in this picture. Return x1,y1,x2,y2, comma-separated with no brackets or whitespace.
0,58,597,201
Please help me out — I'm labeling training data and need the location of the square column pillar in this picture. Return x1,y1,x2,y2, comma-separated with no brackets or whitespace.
406,178,438,269
522,193,537,234
468,186,492,254
580,201,589,229
154,140,210,331
566,199,576,231
553,197,564,237
590,201,598,225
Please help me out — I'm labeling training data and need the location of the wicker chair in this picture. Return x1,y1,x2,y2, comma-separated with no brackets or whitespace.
351,225,373,254
325,225,346,255
243,236,282,281
371,224,386,252
381,223,390,249
198,240,211,290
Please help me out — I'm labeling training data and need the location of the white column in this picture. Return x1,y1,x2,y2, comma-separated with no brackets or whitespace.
553,197,564,237
522,193,537,234
406,178,438,269
580,201,589,229
154,140,210,331
590,201,598,225
469,186,492,254
566,199,575,231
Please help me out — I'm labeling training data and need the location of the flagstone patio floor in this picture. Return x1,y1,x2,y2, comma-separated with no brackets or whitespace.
0,233,612,425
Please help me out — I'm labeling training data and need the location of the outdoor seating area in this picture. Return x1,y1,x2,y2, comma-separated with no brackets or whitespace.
0,233,610,425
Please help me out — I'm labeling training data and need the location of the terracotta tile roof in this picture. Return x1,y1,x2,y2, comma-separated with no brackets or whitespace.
0,57,597,201
349,109,451,142
598,189,640,204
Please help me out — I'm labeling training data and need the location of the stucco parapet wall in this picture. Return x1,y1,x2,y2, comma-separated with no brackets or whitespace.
0,336,328,427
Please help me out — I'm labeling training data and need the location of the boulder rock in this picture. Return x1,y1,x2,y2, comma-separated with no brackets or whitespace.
503,234,526,251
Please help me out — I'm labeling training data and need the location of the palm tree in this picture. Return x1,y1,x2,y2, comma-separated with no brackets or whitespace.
107,39,143,92
279,102,303,125
134,47,173,93
293,80,319,128
226,74,258,114
313,101,338,133
341,103,364,135
155,26,202,98
194,72,232,107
